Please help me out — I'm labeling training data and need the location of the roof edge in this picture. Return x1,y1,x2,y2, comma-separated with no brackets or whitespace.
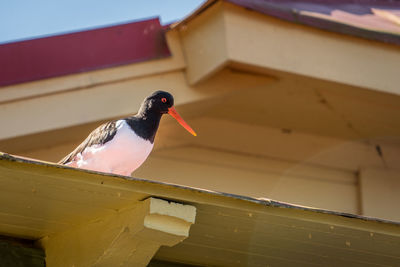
171,0,400,46
2,152,400,230
169,0,218,30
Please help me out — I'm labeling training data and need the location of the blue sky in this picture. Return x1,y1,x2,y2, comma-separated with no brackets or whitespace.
0,0,205,44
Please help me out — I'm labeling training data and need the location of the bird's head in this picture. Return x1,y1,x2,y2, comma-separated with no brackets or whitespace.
140,91,197,136
144,91,174,114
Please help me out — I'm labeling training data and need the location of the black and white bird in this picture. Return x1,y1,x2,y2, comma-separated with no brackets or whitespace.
59,91,196,176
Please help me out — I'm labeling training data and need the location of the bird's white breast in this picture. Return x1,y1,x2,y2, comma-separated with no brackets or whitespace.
71,120,154,176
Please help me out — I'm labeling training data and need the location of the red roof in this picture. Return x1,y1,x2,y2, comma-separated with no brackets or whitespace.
0,18,171,87
227,0,400,45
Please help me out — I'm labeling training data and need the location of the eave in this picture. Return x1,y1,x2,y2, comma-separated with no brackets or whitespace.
1,153,400,266
173,1,400,95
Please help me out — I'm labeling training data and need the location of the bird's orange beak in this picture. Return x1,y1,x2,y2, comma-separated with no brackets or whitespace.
168,107,197,136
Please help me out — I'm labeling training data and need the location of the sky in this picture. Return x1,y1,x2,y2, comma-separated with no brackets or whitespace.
0,0,205,44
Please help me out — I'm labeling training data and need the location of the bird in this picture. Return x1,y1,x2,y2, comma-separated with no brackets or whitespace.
59,90,196,176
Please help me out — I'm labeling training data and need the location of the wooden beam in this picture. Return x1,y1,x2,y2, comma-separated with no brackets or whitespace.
1,152,399,238
0,71,204,140
178,1,229,85
39,198,196,267
156,117,395,172
0,67,273,144
223,2,400,95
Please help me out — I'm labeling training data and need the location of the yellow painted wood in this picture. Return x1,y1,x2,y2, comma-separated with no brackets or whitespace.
207,68,400,140
158,118,395,172
0,71,204,140
222,2,400,95
40,198,196,267
0,153,394,232
1,153,400,266
0,157,148,239
156,203,400,266
0,67,273,142
178,1,228,84
175,1,400,94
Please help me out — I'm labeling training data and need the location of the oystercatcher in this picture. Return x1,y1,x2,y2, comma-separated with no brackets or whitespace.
59,91,196,176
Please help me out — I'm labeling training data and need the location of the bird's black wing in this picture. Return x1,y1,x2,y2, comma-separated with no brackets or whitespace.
58,120,118,164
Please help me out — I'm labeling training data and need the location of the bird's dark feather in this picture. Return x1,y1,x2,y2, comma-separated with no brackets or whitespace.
58,121,118,164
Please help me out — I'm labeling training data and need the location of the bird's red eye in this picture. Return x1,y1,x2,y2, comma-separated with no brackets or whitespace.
161,98,167,103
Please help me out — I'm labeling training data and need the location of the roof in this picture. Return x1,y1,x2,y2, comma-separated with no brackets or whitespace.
0,18,171,87
1,1,399,88
1,152,400,266
176,0,400,45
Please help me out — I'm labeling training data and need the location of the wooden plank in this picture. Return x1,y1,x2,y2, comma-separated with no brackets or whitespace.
0,161,149,237
155,203,400,266
196,204,400,245
193,206,400,257
0,213,68,236
0,222,48,240
0,189,116,229
157,240,385,267
0,166,147,206
186,219,400,265
157,241,319,267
